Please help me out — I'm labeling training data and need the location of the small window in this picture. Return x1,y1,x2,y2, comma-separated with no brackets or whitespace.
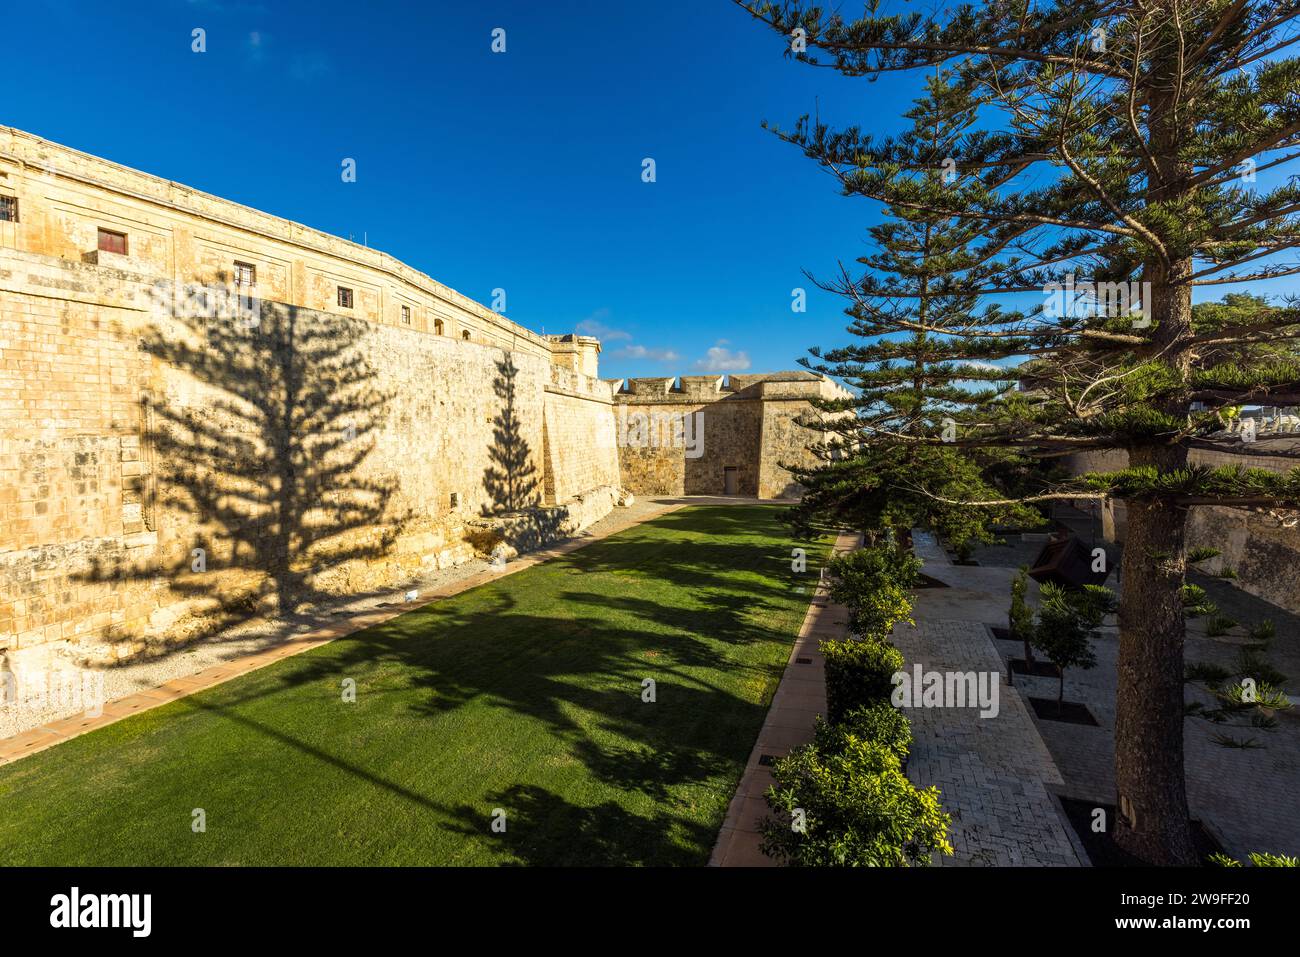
401,305,411,324
449,492,459,509
98,228,128,255
0,196,17,222
234,262,256,288
337,286,353,309
462,330,471,341
434,319,445,336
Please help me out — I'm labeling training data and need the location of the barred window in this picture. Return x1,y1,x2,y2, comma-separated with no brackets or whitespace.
401,305,411,324
234,262,256,288
0,196,17,222
98,228,128,255
337,286,353,309
434,319,445,335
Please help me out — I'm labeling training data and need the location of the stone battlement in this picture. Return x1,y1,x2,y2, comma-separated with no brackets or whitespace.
608,371,851,402
606,372,849,499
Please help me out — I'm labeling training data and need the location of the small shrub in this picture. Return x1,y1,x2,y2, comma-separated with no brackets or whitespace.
826,546,921,639
1247,619,1276,649
1210,733,1263,749
1181,584,1217,618
1031,583,1113,708
823,637,905,723
761,724,952,867
840,701,912,759
1250,852,1299,867
1209,851,1299,867
1185,661,1232,686
1215,681,1292,712
1205,614,1238,637
1236,648,1288,688
1008,566,1035,664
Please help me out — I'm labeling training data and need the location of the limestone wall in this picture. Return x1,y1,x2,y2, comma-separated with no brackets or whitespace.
1064,445,1300,615
541,366,621,504
608,372,847,498
0,246,575,657
610,377,756,496
0,126,552,357
1185,506,1300,614
0,126,625,657
0,124,863,658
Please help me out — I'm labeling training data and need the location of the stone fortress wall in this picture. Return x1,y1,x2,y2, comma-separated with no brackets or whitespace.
608,372,851,500
1065,433,1300,615
0,128,835,658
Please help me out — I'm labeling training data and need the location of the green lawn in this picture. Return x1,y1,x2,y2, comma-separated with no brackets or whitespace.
0,505,828,866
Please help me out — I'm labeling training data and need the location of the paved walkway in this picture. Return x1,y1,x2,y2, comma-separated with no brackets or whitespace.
710,529,861,866
1009,606,1300,859
897,538,1083,866
970,527,1300,859
0,496,704,767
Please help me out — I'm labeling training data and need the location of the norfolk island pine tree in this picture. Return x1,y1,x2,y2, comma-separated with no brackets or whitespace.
781,73,1043,549
738,0,1300,865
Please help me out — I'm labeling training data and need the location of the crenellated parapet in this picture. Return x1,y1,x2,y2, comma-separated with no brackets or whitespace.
608,371,851,500
608,371,851,403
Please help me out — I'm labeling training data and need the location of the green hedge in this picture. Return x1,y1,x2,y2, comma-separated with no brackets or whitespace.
840,701,912,760
761,540,952,867
822,637,905,724
826,546,921,639
761,718,952,867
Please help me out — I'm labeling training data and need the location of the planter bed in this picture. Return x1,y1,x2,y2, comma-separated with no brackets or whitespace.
1010,658,1061,678
1058,797,1226,866
1027,697,1100,726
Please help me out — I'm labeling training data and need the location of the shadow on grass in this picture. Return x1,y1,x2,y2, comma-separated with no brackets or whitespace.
6,506,830,865
440,784,717,866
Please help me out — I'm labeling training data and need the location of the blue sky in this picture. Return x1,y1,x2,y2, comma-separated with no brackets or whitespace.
6,0,892,379
5,1,1289,381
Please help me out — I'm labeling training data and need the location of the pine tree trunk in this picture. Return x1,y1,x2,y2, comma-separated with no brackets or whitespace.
1115,51,1198,858
1113,494,1196,865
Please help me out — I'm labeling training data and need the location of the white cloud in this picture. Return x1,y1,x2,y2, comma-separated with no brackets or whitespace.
955,359,1010,375
613,344,680,362
575,308,631,341
693,341,751,372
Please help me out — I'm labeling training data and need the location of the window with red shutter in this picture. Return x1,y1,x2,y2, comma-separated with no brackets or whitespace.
98,228,128,255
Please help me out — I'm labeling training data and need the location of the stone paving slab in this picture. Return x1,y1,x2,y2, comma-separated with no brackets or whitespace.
897,538,1083,868
1009,620,1300,859
709,529,861,867
972,526,1300,859
894,617,1081,866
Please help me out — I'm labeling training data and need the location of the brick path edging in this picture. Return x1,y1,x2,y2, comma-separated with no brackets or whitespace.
709,529,862,866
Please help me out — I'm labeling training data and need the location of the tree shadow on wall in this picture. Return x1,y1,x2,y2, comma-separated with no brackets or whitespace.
79,289,411,659
481,353,540,516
